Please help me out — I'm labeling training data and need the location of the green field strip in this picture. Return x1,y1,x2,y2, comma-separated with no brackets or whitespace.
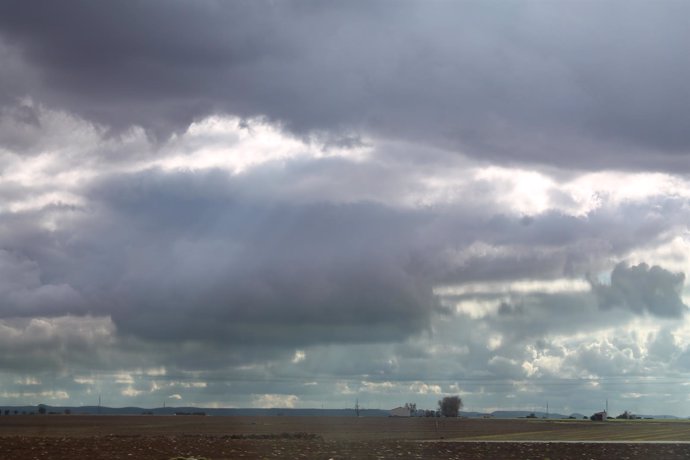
443,426,686,442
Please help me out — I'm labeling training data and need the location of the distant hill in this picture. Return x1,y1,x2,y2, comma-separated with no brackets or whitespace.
0,405,683,420
0,405,388,417
458,411,492,418
488,410,569,419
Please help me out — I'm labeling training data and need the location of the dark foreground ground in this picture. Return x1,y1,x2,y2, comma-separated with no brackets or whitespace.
2,415,690,459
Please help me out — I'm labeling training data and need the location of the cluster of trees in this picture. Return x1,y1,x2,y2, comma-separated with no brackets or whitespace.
616,410,641,420
438,396,463,417
0,405,70,416
400,396,463,417
1,409,34,415
590,409,650,421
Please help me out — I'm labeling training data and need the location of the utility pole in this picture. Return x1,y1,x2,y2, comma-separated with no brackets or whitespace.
355,399,360,417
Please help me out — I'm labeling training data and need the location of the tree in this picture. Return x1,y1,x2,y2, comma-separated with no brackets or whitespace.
37,404,46,415
438,395,463,417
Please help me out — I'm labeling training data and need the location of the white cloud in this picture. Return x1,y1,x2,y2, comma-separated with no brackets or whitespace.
487,335,503,352
0,390,69,400
435,279,591,297
174,381,207,389
360,381,395,393
114,373,135,385
160,116,371,174
121,386,143,397
474,167,556,215
144,367,167,377
452,299,504,319
291,350,306,364
252,394,299,408
335,382,355,395
408,382,442,395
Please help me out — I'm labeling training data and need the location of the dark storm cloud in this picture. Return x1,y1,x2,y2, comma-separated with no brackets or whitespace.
1,1,690,169
435,197,690,285
484,293,608,345
593,262,688,318
0,168,445,346
0,162,686,355
0,208,89,319
0,162,687,408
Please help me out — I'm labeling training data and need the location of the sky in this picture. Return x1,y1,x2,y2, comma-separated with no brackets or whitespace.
0,0,689,416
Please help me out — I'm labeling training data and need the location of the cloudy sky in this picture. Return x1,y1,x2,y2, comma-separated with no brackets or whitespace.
0,1,689,416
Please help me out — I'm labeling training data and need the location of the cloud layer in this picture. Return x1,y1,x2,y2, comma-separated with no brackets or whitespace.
0,2,689,416
2,1,690,170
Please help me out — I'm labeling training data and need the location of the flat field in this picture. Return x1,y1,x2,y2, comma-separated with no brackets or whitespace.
2,415,690,459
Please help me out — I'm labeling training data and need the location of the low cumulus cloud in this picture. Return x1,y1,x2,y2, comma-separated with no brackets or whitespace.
0,315,115,372
0,250,86,317
1,166,446,347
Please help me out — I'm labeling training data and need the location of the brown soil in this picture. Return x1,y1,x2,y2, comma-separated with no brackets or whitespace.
2,415,690,459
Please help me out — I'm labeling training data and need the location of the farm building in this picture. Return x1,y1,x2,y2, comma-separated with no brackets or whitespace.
389,406,411,417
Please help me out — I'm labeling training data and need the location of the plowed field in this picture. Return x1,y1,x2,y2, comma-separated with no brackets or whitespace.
2,415,690,459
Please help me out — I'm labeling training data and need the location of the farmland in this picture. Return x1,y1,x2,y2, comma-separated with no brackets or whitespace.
2,415,690,459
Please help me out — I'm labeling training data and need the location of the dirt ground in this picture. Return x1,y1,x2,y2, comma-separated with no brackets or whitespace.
2,415,690,459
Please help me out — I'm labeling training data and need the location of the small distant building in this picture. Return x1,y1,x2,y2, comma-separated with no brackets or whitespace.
390,406,411,417
590,411,607,421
